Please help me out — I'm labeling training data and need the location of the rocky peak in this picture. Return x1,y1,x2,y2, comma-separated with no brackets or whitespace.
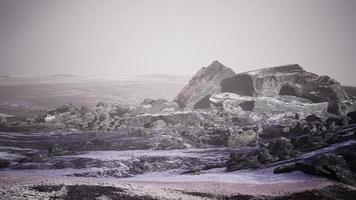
174,61,236,109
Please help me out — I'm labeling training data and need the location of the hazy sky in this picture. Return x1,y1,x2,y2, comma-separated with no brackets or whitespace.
0,0,356,85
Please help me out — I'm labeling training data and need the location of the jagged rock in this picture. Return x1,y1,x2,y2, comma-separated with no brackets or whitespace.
174,61,235,109
274,144,356,186
283,154,356,186
221,64,350,114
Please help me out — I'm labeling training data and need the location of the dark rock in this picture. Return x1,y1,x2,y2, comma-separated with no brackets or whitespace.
296,154,356,186
275,145,356,186
221,73,255,96
279,84,297,96
267,137,295,160
326,116,345,128
0,159,10,168
193,95,212,109
305,114,322,123
347,111,356,123
226,148,277,172
180,168,201,175
273,163,296,174
174,61,236,109
239,101,255,111
291,135,326,151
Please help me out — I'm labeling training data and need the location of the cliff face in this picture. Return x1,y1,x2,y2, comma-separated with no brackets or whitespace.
173,61,236,109
221,64,350,114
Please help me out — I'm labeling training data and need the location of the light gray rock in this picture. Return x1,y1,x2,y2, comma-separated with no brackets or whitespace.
174,61,236,109
210,92,329,116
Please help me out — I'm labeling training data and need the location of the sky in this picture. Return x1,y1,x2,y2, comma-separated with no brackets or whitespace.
0,0,356,85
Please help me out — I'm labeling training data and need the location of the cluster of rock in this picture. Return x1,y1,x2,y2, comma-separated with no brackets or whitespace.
1,60,356,186
174,62,353,115
226,112,356,183
1,61,354,134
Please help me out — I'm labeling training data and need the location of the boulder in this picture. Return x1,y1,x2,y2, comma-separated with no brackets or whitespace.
305,114,322,123
274,144,356,186
173,61,235,109
220,64,350,114
210,93,329,117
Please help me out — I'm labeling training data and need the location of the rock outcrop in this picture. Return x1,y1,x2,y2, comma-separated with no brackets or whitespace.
209,92,329,125
174,61,235,109
221,64,349,114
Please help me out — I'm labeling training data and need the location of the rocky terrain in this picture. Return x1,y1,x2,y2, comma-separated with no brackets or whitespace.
1,61,356,199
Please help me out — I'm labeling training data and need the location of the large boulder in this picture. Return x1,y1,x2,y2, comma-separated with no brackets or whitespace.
220,64,349,114
210,92,329,117
174,61,235,109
